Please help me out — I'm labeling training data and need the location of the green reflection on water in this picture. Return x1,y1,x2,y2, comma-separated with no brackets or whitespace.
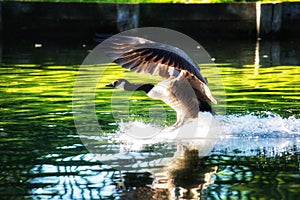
1,63,298,128
0,58,299,198
217,65,300,116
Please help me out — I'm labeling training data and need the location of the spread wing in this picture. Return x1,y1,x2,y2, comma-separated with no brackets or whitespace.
101,35,207,84
101,35,217,104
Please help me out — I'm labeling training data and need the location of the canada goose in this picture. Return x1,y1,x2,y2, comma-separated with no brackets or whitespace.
103,35,217,127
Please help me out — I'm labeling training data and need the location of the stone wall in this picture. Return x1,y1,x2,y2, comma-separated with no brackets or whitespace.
1,2,300,42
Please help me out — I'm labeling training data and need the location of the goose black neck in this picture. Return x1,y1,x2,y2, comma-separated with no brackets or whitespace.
124,82,154,93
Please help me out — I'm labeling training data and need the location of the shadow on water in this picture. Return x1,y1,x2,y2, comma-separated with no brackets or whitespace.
0,36,299,199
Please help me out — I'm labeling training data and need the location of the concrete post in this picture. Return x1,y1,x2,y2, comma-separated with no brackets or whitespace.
259,3,282,36
117,4,139,32
272,3,282,33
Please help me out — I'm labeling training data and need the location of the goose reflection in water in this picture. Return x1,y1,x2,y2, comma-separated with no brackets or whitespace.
118,148,217,200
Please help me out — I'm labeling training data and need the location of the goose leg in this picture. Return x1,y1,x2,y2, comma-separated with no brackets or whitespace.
171,119,185,129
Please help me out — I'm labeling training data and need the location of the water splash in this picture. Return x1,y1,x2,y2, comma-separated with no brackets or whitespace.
214,113,300,156
113,112,300,157
112,112,221,158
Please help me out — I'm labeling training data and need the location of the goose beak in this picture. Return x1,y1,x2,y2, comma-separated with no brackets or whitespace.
105,82,114,87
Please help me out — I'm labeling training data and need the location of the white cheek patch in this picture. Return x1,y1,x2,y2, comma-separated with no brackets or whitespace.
116,81,126,89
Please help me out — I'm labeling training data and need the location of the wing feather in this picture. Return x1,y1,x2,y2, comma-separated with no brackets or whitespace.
101,35,217,104
102,36,206,82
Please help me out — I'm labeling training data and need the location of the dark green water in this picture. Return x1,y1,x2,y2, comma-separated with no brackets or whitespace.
0,39,299,199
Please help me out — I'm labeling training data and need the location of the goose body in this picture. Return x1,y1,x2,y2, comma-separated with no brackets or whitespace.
104,35,217,127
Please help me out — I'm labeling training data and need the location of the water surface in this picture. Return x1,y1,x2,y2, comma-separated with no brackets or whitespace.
0,38,299,199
